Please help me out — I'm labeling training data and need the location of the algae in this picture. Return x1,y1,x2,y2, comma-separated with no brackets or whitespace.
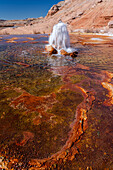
0,43,83,161
71,74,87,84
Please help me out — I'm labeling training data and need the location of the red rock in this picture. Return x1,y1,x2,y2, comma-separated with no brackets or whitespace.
60,48,78,57
70,51,78,58
60,49,69,55
108,21,113,28
1,0,113,34
47,1,64,17
45,45,57,54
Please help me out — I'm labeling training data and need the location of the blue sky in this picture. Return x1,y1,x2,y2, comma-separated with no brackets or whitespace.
0,0,61,20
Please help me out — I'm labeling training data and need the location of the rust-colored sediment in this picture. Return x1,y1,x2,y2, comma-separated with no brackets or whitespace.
101,71,113,106
2,62,112,169
10,91,56,126
28,69,95,169
7,64,95,169
16,131,34,146
29,91,95,169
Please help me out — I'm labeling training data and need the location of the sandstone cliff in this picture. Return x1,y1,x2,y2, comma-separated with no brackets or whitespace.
0,0,113,34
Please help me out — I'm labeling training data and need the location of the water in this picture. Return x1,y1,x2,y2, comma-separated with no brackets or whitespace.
0,34,113,169
91,38,103,41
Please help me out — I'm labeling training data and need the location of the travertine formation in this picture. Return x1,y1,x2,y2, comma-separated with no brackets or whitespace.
0,0,113,34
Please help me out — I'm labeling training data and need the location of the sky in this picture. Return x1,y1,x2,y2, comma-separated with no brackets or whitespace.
0,0,61,20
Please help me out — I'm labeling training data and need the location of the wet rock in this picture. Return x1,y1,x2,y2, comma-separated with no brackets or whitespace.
102,82,113,106
45,45,57,54
60,49,69,55
60,48,78,58
70,51,78,58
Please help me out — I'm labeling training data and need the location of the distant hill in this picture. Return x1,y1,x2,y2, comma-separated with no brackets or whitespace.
0,19,6,22
0,0,113,34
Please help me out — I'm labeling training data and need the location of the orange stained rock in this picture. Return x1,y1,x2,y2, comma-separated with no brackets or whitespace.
26,37,35,40
23,41,28,43
60,49,69,56
80,108,87,121
6,40,17,43
41,41,48,44
60,49,78,58
102,70,113,82
101,70,113,106
101,82,113,106
10,92,56,113
75,85,88,98
45,45,57,54
10,37,18,40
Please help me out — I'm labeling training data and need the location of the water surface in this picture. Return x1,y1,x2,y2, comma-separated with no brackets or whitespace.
0,34,113,169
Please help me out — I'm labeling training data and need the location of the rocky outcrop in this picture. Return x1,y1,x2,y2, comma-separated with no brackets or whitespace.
0,0,113,34
47,1,64,16
0,17,43,28
108,21,113,28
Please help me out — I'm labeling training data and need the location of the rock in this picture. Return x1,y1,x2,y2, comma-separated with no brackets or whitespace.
77,11,84,17
45,45,78,57
45,45,57,54
47,5,60,16
0,0,113,34
108,21,113,28
97,0,103,3
70,51,78,58
60,48,78,57
60,49,69,55
47,1,64,17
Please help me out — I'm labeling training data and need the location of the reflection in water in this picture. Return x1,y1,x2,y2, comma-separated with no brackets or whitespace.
48,54,78,67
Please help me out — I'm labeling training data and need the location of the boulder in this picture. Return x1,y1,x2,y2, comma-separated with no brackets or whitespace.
45,45,57,54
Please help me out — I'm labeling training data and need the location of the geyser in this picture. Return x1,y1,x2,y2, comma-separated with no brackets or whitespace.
49,20,70,50
46,20,78,57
